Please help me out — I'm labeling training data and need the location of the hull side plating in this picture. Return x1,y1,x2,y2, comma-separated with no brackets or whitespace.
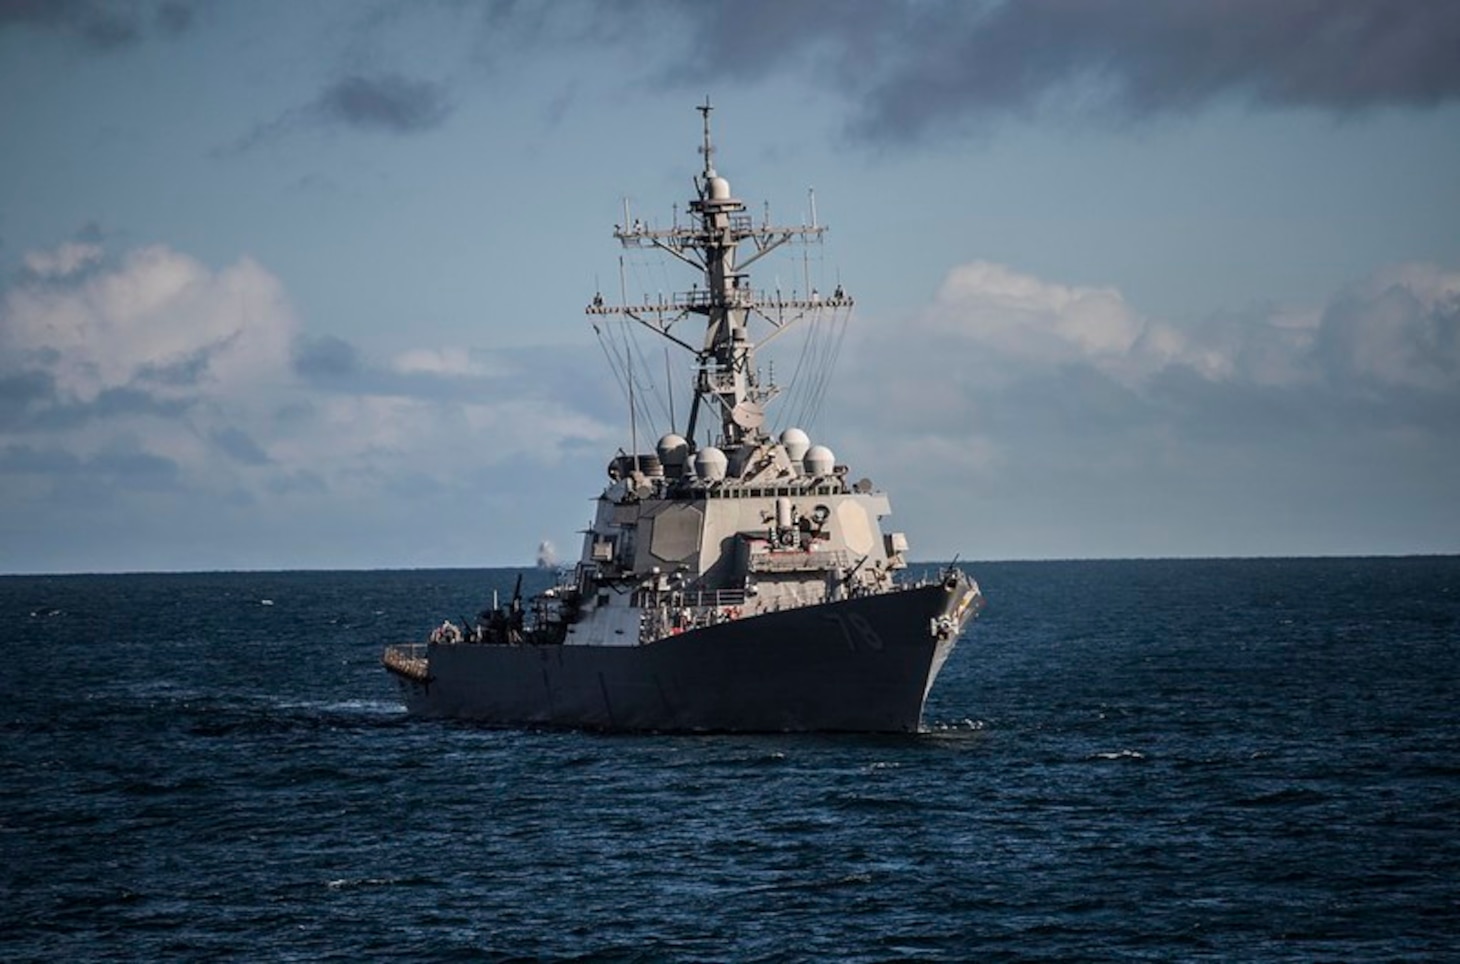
391,583,967,733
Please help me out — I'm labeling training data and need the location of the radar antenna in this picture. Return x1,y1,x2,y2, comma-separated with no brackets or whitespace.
587,103,854,450
697,97,715,177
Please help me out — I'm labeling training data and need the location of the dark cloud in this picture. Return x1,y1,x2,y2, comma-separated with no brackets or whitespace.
88,386,191,419
88,449,180,487
137,349,211,388
1313,279,1460,393
0,443,81,474
0,369,53,403
315,73,451,133
0,370,56,427
155,0,191,36
292,334,361,379
221,71,451,154
0,0,195,50
12,445,184,493
209,426,270,466
220,1,1457,155
650,0,895,85
609,0,1460,143
5,382,194,432
844,0,1460,142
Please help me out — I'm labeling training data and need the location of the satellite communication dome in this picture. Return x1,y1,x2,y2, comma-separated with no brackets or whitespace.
656,433,689,468
694,446,728,481
803,444,835,476
780,427,811,462
708,176,732,201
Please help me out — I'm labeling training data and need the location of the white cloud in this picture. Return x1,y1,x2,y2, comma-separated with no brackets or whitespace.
391,346,503,378
921,260,1198,385
914,258,1460,395
831,258,1460,559
0,241,621,570
5,242,1452,568
21,241,103,279
930,261,1143,359
2,244,296,405
1314,263,1460,392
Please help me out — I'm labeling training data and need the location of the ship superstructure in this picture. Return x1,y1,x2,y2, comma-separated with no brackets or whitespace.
383,104,982,732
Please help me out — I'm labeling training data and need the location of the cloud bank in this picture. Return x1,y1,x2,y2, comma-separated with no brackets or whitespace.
463,0,1460,144
0,0,193,50
836,258,1460,558
0,240,613,571
199,1,1460,153
665,0,1460,141
911,259,1460,395
3,237,1454,567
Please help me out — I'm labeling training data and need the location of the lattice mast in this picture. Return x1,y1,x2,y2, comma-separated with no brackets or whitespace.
586,100,851,451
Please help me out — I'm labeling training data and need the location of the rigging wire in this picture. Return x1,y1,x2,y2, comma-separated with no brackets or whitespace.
799,304,853,428
596,185,852,448
592,322,631,417
615,230,697,441
769,234,843,432
774,306,819,433
625,317,670,436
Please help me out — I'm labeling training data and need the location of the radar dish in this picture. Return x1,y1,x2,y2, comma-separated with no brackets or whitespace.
731,401,764,430
854,477,873,494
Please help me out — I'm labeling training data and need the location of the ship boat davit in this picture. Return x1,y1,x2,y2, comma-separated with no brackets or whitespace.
383,103,983,732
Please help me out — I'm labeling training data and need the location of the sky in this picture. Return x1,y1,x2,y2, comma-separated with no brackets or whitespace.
2,0,1458,573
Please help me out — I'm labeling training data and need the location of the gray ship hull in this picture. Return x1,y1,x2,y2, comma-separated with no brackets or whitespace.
388,580,974,733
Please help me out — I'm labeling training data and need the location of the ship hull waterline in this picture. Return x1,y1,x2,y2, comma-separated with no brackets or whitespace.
386,578,979,733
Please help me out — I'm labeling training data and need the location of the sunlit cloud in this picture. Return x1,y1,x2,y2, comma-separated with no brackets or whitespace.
828,257,1460,557
0,241,617,568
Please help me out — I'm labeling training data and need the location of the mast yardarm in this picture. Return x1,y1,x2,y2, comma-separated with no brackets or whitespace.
587,101,852,450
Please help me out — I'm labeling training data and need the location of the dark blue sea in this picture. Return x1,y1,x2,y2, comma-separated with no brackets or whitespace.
3,558,1458,961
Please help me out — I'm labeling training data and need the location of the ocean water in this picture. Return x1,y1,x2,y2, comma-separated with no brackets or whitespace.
2,558,1457,961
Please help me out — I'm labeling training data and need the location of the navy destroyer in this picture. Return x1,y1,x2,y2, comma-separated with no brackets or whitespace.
383,103,983,732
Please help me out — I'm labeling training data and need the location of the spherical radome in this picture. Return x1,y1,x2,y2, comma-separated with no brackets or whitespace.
656,433,689,467
804,444,835,476
694,446,728,481
780,427,811,462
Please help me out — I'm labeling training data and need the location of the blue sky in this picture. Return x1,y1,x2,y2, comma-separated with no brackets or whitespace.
2,1,1458,572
